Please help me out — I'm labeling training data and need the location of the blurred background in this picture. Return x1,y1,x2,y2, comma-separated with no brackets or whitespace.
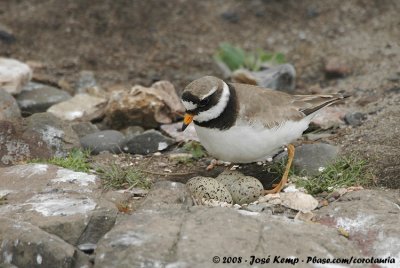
1,0,398,91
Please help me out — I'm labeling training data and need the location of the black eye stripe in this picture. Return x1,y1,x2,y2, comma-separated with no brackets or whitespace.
199,98,210,107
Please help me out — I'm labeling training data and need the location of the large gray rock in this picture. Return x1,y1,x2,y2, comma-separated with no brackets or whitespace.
23,112,80,158
0,163,118,248
0,113,80,166
15,82,71,115
80,130,126,154
315,190,400,261
0,217,90,267
0,58,32,95
0,90,21,121
47,93,107,121
124,129,175,155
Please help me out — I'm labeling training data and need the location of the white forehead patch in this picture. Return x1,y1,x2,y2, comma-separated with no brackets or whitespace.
200,86,218,100
194,82,230,122
182,100,197,111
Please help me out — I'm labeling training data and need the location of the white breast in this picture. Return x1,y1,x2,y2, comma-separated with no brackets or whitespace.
194,119,310,163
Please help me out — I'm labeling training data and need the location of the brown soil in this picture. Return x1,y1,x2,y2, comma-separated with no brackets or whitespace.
1,0,399,187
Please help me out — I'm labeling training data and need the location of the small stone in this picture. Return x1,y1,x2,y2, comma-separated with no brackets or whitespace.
232,64,296,91
293,143,339,176
47,93,107,121
124,130,175,155
280,192,318,212
168,153,193,160
0,58,32,95
324,57,351,78
344,112,366,127
311,106,347,130
80,130,126,154
294,211,314,222
16,82,71,115
0,23,15,43
221,11,240,23
0,90,21,121
186,176,233,204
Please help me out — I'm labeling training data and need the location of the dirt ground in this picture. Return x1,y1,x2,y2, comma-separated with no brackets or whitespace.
1,0,399,187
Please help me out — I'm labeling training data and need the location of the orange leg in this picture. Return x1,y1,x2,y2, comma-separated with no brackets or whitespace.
264,144,295,194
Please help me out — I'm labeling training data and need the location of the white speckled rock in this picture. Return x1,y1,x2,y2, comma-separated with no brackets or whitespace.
216,171,264,205
186,176,232,204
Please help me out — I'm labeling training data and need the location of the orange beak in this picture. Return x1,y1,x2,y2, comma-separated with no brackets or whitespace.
182,113,193,131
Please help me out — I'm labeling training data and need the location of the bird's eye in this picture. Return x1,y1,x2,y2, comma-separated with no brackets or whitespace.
199,98,209,107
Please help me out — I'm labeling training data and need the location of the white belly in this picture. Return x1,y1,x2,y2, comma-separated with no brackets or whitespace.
194,120,310,163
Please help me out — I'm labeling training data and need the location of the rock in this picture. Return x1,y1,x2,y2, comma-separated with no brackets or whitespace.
121,125,144,140
71,121,99,138
310,106,347,129
315,190,400,260
76,70,97,94
15,82,71,115
280,192,318,212
186,176,233,204
0,121,30,165
221,11,240,23
80,130,126,154
0,218,90,267
95,181,361,267
292,143,339,176
23,113,80,158
216,170,264,205
324,57,351,78
344,112,366,127
0,163,118,251
104,81,184,129
0,90,21,121
0,23,15,43
124,129,175,155
161,122,199,142
232,64,296,91
0,58,32,95
47,93,107,121
0,113,80,165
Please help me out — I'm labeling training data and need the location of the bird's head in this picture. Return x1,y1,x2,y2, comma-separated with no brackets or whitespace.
180,76,230,131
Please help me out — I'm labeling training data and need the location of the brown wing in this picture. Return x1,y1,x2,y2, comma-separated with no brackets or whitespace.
232,82,346,127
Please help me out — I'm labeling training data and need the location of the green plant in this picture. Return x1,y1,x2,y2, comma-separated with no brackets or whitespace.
214,42,285,71
30,148,91,172
183,141,207,159
96,164,151,190
295,156,371,195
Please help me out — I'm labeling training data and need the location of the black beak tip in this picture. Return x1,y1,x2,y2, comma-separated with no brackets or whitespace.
181,123,188,132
